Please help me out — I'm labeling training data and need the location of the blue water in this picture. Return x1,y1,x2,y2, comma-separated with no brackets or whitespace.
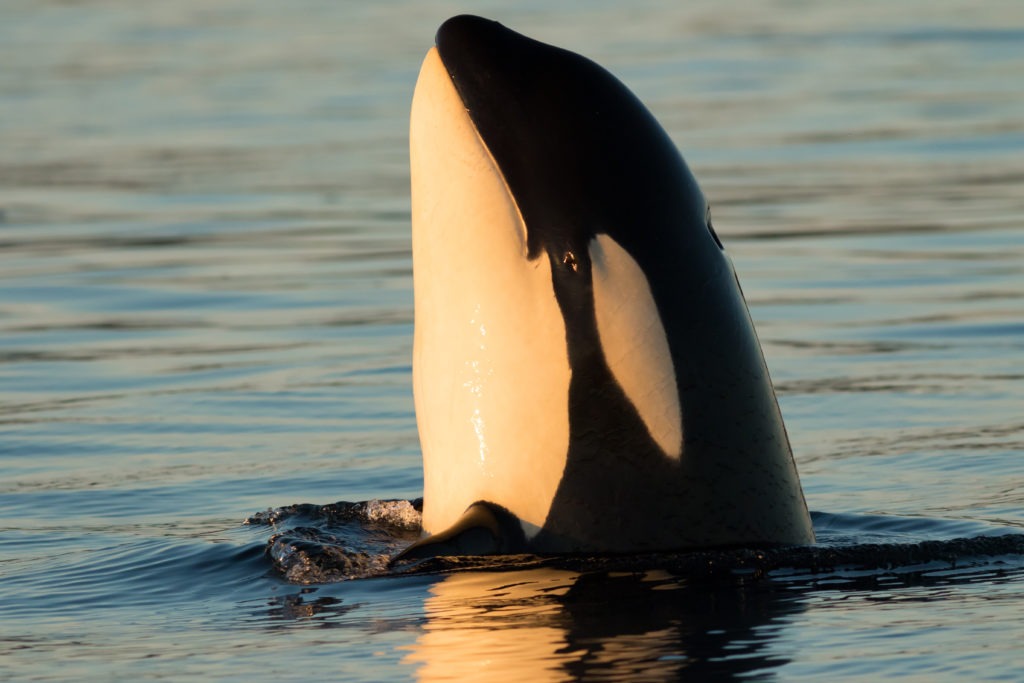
2,1,1023,680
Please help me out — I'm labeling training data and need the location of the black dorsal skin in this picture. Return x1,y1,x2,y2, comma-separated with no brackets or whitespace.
436,15,712,270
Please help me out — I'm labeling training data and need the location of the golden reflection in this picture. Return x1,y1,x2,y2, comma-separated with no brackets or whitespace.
403,569,578,682
402,567,802,681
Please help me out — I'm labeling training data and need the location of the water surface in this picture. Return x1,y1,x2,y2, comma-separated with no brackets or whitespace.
2,1,1023,680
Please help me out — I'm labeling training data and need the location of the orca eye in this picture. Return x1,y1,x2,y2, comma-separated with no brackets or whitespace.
562,250,578,272
706,207,724,250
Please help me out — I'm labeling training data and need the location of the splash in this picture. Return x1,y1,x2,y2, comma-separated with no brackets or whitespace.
245,499,423,583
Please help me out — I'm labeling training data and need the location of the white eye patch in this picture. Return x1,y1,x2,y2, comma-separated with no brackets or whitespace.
589,234,682,459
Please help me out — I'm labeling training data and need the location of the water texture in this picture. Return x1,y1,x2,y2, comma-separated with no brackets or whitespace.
2,1,1023,680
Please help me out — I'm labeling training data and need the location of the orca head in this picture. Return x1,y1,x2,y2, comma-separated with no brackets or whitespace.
430,15,740,459
433,14,723,269
411,16,811,550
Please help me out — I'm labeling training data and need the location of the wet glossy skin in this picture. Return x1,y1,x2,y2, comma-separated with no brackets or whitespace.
411,15,814,552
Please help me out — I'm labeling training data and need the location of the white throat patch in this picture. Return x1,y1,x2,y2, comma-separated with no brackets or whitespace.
411,48,572,537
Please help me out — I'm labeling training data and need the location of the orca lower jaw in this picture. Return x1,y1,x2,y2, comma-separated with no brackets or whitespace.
392,501,527,563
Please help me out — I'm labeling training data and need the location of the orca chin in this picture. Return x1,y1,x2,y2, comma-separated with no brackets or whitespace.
406,15,815,558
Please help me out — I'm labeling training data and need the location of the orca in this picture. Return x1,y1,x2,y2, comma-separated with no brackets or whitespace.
401,15,814,560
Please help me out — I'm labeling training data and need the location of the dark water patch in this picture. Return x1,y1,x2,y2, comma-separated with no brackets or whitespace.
392,535,1024,584
257,591,364,629
811,422,1024,461
771,339,930,357
810,510,1016,544
886,27,1024,44
776,372,1024,394
0,341,312,364
3,317,215,333
2,530,269,618
886,320,1024,341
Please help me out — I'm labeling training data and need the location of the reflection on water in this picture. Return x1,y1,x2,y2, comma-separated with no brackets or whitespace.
262,590,358,627
404,569,802,682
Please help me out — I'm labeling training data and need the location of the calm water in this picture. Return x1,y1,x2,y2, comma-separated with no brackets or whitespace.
2,1,1023,680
